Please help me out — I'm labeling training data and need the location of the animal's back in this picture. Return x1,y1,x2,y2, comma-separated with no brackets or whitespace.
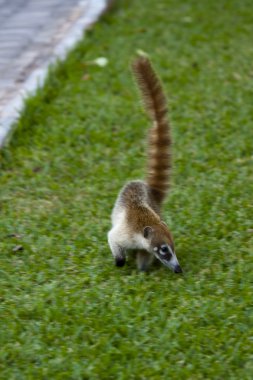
112,180,161,234
111,180,149,225
119,180,150,207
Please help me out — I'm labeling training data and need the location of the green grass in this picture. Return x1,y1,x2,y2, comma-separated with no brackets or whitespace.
1,0,253,378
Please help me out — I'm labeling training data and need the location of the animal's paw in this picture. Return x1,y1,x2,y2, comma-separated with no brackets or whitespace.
115,257,126,267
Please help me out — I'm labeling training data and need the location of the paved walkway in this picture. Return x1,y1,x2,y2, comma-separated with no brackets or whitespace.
0,0,107,146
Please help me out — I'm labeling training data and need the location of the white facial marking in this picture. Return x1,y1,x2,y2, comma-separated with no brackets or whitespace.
168,245,174,255
170,254,179,267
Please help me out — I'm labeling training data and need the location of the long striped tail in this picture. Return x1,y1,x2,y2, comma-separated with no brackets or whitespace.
132,57,172,205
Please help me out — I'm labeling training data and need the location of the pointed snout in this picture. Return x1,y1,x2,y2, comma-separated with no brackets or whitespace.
174,264,183,274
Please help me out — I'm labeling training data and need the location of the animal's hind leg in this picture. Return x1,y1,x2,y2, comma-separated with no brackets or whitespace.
108,229,126,267
136,250,154,271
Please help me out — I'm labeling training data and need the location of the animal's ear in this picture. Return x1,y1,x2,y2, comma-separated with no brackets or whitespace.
143,226,153,239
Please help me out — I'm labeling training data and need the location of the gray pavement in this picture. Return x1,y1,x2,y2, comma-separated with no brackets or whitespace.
0,0,107,146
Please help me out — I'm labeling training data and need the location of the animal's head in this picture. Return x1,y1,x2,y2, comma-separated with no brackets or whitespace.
143,222,182,273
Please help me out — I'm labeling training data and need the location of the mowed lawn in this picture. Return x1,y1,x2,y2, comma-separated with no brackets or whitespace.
0,0,253,378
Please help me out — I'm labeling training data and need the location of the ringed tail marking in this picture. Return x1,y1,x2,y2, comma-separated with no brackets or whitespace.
132,57,172,205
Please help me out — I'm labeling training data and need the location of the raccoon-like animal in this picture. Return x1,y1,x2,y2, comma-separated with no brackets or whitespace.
108,57,182,273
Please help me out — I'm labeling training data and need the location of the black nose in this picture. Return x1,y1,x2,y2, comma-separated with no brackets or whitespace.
174,265,183,274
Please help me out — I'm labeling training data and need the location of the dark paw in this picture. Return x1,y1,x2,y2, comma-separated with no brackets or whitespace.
115,257,126,267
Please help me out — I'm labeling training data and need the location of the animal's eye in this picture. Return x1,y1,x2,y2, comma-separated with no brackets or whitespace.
159,245,172,260
160,245,169,254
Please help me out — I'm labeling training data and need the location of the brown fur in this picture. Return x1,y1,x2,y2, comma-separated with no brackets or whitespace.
132,57,172,205
108,58,181,272
119,180,174,248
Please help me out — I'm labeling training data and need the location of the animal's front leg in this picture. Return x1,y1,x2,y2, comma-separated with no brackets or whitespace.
108,229,126,267
136,250,154,271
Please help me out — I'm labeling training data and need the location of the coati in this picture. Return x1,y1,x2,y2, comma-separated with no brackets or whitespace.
108,57,182,273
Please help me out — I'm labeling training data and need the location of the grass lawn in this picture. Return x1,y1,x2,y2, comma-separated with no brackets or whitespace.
1,0,253,378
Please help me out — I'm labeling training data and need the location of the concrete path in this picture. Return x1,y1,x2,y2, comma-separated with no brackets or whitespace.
0,0,108,147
